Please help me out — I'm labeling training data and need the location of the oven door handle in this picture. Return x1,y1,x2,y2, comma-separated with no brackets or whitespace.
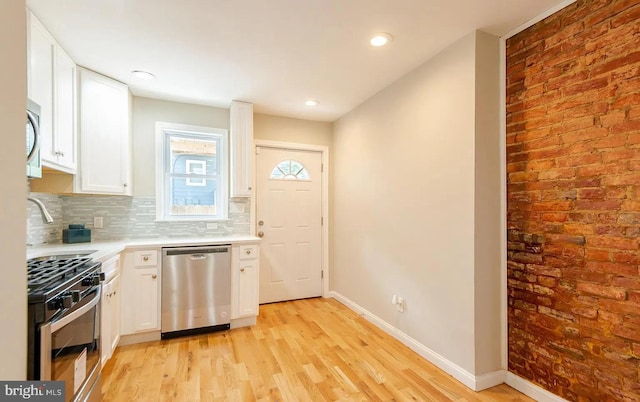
40,286,101,380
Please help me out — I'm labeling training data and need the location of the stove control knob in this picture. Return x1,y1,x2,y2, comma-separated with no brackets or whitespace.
61,295,73,309
83,273,105,286
70,290,80,303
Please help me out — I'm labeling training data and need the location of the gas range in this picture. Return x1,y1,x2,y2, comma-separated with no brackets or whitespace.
27,257,102,304
27,255,103,397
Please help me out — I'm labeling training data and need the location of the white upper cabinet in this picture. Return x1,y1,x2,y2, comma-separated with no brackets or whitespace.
76,67,132,195
28,11,77,174
230,101,254,198
52,47,77,170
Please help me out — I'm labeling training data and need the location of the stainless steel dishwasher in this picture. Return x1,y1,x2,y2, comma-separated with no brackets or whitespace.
161,245,231,339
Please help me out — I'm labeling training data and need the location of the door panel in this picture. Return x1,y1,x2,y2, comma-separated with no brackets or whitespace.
256,147,322,303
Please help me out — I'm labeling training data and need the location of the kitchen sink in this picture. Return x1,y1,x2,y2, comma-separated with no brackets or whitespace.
29,250,98,262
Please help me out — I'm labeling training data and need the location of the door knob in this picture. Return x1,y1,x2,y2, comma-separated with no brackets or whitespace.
258,231,264,238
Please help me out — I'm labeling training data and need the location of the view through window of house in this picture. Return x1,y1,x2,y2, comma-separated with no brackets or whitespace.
156,123,228,221
270,160,310,180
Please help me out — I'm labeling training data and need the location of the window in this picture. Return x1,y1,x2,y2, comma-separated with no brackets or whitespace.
270,160,310,180
155,122,228,221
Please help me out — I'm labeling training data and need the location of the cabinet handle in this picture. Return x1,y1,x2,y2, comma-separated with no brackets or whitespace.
240,268,245,272
248,187,252,191
60,151,64,157
245,249,251,255
123,183,128,187
151,274,157,279
143,256,149,261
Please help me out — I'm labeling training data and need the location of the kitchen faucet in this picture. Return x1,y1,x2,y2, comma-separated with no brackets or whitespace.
27,196,54,224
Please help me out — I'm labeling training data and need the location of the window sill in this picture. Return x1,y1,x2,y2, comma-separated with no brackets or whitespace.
154,217,230,223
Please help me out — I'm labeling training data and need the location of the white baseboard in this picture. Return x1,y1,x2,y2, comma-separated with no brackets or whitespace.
328,291,504,391
118,330,160,346
230,316,257,329
506,372,569,402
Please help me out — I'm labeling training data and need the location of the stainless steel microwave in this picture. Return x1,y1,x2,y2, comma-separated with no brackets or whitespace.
27,99,42,178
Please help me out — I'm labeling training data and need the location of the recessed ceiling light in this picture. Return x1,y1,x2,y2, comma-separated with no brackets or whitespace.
305,99,319,106
370,33,392,47
131,70,156,80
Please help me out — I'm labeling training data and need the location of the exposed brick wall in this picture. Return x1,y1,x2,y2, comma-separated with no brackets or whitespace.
506,0,640,401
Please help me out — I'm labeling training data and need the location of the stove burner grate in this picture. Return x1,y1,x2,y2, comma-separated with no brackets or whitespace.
27,257,92,287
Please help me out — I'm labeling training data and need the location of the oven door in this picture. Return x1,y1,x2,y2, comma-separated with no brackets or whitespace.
40,286,101,402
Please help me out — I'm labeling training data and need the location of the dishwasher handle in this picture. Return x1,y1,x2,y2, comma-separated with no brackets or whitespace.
189,254,208,261
164,245,230,256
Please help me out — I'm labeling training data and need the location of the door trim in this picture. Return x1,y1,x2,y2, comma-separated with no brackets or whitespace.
253,140,330,299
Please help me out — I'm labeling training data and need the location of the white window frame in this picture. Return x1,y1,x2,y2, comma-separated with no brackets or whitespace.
155,122,228,221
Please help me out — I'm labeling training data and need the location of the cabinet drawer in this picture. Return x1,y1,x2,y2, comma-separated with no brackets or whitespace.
239,245,258,260
134,250,158,266
101,255,121,280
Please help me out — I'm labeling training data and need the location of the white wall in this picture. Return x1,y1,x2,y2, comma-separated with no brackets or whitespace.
473,31,502,374
254,113,332,147
132,96,230,196
0,0,28,379
332,31,501,376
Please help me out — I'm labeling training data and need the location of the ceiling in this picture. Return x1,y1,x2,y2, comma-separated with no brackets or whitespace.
27,0,568,122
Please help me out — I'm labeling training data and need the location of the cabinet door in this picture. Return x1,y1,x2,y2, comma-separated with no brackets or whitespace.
110,274,121,352
28,14,54,161
230,101,253,197
101,278,112,367
236,260,259,318
132,267,160,332
77,68,131,195
52,46,76,172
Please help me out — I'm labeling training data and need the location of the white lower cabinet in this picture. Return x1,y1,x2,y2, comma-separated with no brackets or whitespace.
121,249,160,335
231,243,260,318
118,242,259,344
100,255,121,367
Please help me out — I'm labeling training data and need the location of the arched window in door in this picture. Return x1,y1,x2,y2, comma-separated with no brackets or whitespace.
270,160,310,180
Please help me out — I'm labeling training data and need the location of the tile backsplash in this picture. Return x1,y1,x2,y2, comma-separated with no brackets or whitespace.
27,193,64,246
27,192,250,246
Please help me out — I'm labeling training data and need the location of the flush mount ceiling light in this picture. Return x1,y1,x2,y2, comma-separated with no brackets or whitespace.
370,33,393,47
305,99,319,106
131,70,156,80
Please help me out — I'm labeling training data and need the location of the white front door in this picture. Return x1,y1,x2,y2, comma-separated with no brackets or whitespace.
256,146,322,304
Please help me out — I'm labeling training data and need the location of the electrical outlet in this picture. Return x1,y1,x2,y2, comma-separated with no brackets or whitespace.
206,222,218,230
396,297,405,313
391,294,397,305
93,217,103,229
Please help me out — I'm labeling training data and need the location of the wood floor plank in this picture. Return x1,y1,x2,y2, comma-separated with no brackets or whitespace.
102,298,533,402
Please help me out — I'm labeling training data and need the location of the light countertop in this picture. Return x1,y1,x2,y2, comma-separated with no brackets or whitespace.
27,235,261,262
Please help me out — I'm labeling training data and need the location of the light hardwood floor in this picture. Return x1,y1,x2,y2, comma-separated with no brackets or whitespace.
102,297,532,401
